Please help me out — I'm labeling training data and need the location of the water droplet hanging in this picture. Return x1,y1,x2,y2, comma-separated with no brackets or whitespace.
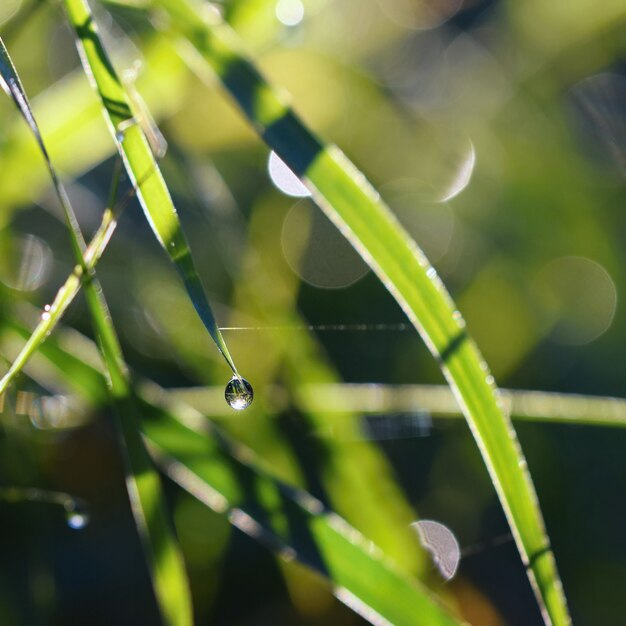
225,376,253,410
64,500,90,530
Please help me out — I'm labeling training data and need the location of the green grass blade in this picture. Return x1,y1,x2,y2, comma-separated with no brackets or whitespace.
62,0,239,377
0,35,86,262
150,2,570,624
144,399,462,626
5,307,193,626
0,203,117,396
5,321,464,626
0,37,187,221
0,40,192,626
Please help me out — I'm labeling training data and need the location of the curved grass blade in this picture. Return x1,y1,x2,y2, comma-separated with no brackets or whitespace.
62,0,240,377
148,2,571,624
0,39,192,626
4,321,465,626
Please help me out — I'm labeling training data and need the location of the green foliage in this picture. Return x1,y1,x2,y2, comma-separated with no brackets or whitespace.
0,32,192,626
148,0,571,622
0,0,624,624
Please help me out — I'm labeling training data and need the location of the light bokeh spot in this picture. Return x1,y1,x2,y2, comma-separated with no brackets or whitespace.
0,0,21,26
439,141,476,202
570,73,626,178
533,256,617,346
377,0,462,31
268,151,311,197
412,519,460,581
0,234,52,292
282,200,369,289
384,179,455,264
276,0,305,27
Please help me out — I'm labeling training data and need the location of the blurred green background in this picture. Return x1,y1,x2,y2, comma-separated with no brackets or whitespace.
0,0,625,624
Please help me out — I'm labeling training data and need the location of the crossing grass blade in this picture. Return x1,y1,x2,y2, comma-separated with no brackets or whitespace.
169,383,626,428
2,320,465,626
147,2,571,624
0,37,193,626
62,0,240,377
0,198,118,396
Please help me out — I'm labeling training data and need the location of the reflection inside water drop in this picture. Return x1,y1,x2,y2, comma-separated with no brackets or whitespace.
225,376,254,411
64,501,90,530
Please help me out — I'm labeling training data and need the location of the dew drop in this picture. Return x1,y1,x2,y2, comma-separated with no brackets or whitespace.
225,376,253,411
64,501,90,530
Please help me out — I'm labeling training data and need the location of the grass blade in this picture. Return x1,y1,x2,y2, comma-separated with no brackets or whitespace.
169,383,626,428
4,320,465,626
0,35,85,262
0,39,192,626
144,399,461,626
0,200,118,396
149,2,571,624
62,0,240,377
0,37,187,219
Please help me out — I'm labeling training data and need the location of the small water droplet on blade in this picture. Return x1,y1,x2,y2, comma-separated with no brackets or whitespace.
225,376,254,411
64,501,90,530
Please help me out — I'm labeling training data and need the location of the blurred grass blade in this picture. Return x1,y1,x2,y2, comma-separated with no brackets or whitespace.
62,0,239,377
5,322,465,626
296,384,626,428
0,40,192,626
151,2,570,624
145,399,461,626
170,383,626,428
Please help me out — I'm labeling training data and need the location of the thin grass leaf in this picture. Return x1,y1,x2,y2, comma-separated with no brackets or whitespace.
0,40,192,626
4,321,465,626
0,36,86,263
62,0,239,377
0,208,194,626
148,2,571,624
295,384,626,429
0,160,152,396
0,37,187,219
0,200,117,396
